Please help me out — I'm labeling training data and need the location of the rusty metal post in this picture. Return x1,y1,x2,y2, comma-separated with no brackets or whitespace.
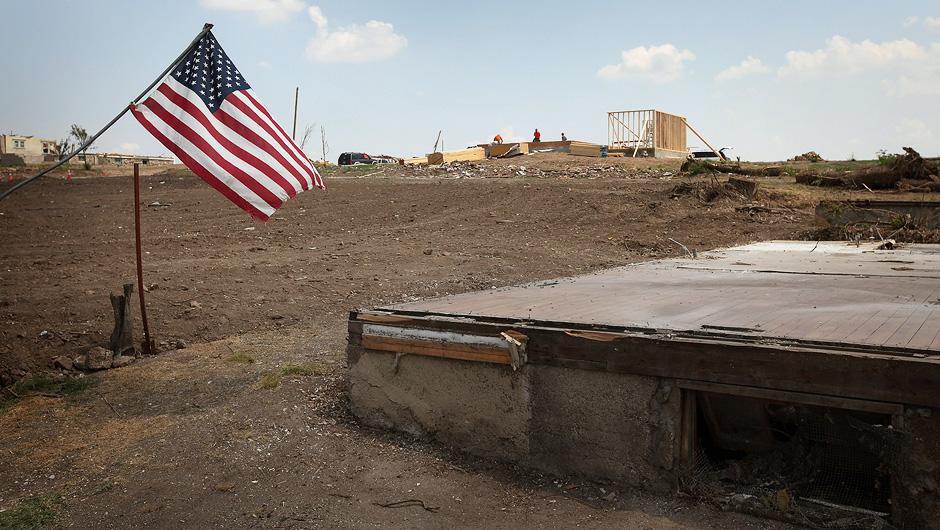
134,163,153,354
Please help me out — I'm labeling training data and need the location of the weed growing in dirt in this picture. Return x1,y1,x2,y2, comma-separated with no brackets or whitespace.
877,149,897,166
281,363,318,376
90,481,114,496
0,494,59,530
227,352,255,364
258,371,281,389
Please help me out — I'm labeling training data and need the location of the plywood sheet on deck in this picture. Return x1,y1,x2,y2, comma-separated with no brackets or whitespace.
387,241,940,353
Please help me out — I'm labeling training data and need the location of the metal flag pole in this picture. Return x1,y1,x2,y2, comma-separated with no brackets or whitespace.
133,163,154,354
0,23,214,202
292,86,299,140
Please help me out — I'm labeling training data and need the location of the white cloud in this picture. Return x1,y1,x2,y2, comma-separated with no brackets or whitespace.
894,118,936,146
120,143,140,153
905,15,940,29
778,35,928,77
883,43,940,96
715,56,769,81
200,0,305,23
597,44,695,82
307,5,328,30
304,6,407,63
257,60,272,68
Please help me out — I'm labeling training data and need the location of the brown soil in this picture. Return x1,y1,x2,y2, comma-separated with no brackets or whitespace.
0,156,900,528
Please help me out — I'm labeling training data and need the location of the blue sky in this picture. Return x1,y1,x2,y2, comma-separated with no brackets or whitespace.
2,0,939,161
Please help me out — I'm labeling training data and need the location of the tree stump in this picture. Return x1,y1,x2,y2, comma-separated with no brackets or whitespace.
727,177,759,200
109,283,135,355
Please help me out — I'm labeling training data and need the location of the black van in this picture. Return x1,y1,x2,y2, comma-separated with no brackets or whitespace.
338,152,375,165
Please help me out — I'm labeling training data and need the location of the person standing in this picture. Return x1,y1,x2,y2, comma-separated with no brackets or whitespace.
532,128,541,142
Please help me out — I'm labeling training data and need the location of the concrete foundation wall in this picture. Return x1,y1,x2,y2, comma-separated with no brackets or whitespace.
528,366,679,491
347,346,679,488
348,344,940,527
348,348,531,461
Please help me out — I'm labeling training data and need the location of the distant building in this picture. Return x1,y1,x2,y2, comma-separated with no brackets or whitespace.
93,153,176,166
0,134,58,164
0,133,175,167
65,152,175,167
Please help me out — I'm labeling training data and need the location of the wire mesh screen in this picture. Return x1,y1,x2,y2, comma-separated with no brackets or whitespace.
678,393,910,529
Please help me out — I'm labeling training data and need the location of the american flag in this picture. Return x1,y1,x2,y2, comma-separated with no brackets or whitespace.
131,31,324,221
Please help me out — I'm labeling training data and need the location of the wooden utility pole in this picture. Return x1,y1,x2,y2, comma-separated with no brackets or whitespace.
292,87,299,140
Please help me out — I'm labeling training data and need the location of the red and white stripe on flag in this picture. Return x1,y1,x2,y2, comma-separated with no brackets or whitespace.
131,31,323,221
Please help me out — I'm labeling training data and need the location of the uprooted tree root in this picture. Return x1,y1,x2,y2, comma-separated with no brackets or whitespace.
796,147,940,191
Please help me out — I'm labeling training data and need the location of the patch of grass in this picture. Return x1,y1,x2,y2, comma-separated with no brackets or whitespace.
0,495,59,530
227,352,255,364
683,160,714,176
281,363,318,376
258,371,281,389
2,374,96,412
12,374,96,398
90,481,114,496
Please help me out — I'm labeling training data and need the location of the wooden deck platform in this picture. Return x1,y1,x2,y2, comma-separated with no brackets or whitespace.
394,241,940,352
350,241,940,408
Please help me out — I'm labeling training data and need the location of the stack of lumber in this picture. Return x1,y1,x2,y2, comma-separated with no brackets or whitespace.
402,156,428,165
426,147,486,165
568,141,603,157
488,143,529,158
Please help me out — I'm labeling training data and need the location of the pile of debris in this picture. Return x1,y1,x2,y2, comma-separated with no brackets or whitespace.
671,176,760,203
795,147,940,191
789,151,824,162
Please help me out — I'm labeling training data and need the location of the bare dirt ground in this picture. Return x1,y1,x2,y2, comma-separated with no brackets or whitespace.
0,155,928,528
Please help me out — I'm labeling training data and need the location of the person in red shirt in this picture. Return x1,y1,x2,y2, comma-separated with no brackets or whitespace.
493,134,503,144
532,128,541,142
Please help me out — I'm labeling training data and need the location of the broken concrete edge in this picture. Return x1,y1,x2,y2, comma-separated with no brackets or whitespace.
347,308,940,410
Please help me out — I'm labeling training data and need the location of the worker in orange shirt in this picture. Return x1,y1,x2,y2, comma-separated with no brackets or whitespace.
493,134,503,144
532,128,541,142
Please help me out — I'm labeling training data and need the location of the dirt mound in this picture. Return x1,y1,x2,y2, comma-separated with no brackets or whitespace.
789,151,823,162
